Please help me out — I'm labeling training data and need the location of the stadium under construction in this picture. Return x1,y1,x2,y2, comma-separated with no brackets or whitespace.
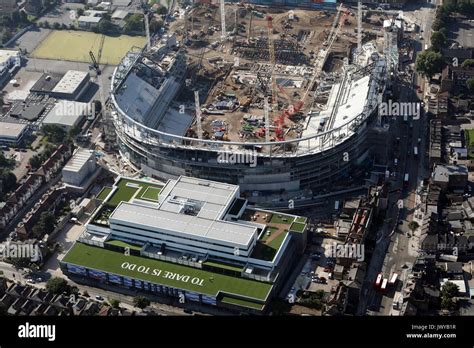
108,2,395,209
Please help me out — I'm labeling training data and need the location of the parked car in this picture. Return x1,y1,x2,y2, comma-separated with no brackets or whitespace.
95,295,104,301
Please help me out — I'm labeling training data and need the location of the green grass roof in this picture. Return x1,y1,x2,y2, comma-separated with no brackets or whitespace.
97,187,112,201
269,213,295,225
290,222,306,233
63,243,272,301
220,296,265,310
106,178,163,207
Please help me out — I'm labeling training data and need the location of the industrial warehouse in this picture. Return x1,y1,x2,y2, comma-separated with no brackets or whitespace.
61,176,307,312
108,1,395,209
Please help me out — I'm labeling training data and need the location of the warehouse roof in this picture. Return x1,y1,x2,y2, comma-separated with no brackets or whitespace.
112,9,129,19
63,148,94,173
30,73,62,94
78,15,102,23
43,100,89,128
52,70,89,95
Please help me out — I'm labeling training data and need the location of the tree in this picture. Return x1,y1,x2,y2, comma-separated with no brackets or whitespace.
441,296,454,310
29,154,42,169
1,31,13,45
98,19,114,34
430,31,447,51
466,78,474,92
109,299,120,309
77,8,84,16
415,50,445,78
133,296,150,309
408,221,419,232
442,281,459,299
124,13,144,34
32,211,56,238
0,170,17,199
461,59,474,68
157,6,168,15
46,277,70,295
149,19,163,33
68,126,81,138
440,281,459,311
42,124,66,144
0,152,14,168
53,22,61,30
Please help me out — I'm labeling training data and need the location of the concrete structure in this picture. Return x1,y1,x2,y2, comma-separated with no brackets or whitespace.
111,9,129,20
42,100,89,131
78,10,107,29
62,148,98,190
432,164,468,190
229,0,337,9
0,121,28,145
61,176,308,312
111,47,387,208
51,70,90,100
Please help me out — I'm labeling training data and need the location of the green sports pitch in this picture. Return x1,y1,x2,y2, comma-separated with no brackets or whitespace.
31,31,146,65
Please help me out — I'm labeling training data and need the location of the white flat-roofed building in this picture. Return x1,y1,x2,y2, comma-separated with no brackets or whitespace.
109,202,258,258
108,176,259,259
111,9,129,20
0,121,28,145
78,13,104,29
51,70,90,100
0,49,21,86
42,100,89,131
62,148,98,189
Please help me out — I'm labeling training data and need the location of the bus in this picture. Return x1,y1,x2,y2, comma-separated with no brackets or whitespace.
380,278,388,293
404,173,409,187
375,273,383,289
389,273,399,285
413,146,418,157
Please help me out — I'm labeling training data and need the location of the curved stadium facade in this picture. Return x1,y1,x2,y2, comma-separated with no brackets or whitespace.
110,43,388,208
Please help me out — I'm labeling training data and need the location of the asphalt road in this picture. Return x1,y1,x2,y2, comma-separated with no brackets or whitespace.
357,3,436,316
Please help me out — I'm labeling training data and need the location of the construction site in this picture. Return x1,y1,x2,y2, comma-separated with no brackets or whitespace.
109,1,396,208
177,2,366,143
